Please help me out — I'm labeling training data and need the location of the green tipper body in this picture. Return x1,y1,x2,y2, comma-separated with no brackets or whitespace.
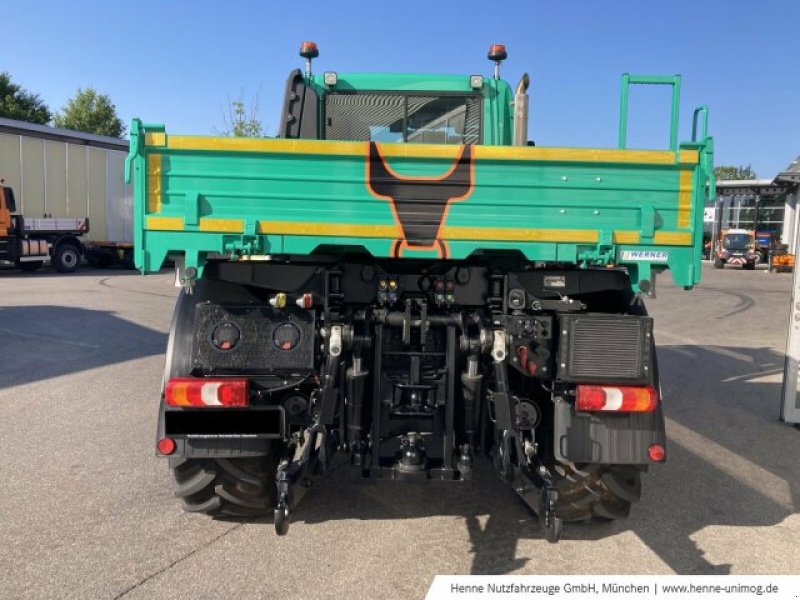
125,72,714,291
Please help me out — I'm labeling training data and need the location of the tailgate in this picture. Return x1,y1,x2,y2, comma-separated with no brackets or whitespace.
126,117,712,291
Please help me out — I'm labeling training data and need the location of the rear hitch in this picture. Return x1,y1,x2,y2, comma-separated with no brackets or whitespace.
500,430,564,543
274,467,291,536
273,423,327,535
537,469,562,544
526,454,563,543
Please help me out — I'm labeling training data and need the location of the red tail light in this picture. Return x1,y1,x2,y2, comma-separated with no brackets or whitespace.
157,437,176,455
165,378,249,407
648,444,666,462
576,385,658,412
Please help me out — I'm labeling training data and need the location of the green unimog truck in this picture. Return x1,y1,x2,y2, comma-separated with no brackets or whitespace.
126,42,714,542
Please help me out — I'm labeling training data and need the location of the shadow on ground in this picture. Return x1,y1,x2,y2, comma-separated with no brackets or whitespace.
0,305,166,389
218,343,799,575
0,265,140,279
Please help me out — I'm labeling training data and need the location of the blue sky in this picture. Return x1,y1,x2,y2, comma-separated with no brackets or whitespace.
4,0,798,177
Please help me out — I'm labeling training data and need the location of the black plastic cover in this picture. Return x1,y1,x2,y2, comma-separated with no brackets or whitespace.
192,304,314,375
279,68,319,139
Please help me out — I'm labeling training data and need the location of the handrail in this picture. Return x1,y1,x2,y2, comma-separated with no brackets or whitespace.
692,105,709,141
618,74,682,151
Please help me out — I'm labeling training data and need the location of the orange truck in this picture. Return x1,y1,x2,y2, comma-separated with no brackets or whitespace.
0,179,88,273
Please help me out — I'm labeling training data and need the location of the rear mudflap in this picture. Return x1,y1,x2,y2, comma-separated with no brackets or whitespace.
553,397,666,465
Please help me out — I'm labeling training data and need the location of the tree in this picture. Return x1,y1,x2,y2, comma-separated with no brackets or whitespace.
714,165,757,180
217,91,263,137
54,88,125,138
0,72,51,124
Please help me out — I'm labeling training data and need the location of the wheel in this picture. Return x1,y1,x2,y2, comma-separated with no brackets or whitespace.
713,257,724,269
743,262,756,270
170,457,277,517
53,243,81,273
15,260,43,272
554,463,642,522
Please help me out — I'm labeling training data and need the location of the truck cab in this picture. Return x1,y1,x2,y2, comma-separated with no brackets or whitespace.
0,179,18,235
278,43,519,146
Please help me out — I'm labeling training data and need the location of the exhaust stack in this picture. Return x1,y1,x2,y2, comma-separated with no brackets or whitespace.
513,73,530,146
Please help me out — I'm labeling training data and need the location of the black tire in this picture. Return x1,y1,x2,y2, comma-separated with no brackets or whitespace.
713,257,724,269
170,457,276,517
554,463,642,522
15,260,43,272
53,243,81,273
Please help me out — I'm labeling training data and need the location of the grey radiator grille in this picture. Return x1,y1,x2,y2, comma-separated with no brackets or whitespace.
558,315,652,384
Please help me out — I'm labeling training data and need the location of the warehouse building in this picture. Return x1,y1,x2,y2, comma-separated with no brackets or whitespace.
709,156,800,255
0,117,132,245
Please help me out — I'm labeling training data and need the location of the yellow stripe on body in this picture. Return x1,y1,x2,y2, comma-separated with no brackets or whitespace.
147,217,245,232
679,150,700,164
146,216,183,230
677,170,693,228
146,154,162,213
146,218,401,238
612,231,640,244
145,132,166,146
165,136,364,156
199,218,244,232
474,146,699,166
653,231,692,245
440,227,691,246
441,226,598,243
257,220,402,238
145,215,693,246
159,135,699,166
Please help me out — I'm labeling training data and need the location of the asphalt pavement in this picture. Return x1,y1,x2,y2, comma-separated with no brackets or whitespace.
0,262,798,599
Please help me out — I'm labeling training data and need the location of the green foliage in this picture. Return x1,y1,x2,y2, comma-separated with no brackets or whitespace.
0,72,51,124
218,92,263,137
714,165,757,180
54,88,125,138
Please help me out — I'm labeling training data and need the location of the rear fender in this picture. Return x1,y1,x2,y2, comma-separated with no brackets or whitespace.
553,399,666,465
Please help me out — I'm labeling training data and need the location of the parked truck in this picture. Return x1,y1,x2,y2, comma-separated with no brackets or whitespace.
0,178,87,272
713,228,758,269
127,43,714,542
0,117,135,272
